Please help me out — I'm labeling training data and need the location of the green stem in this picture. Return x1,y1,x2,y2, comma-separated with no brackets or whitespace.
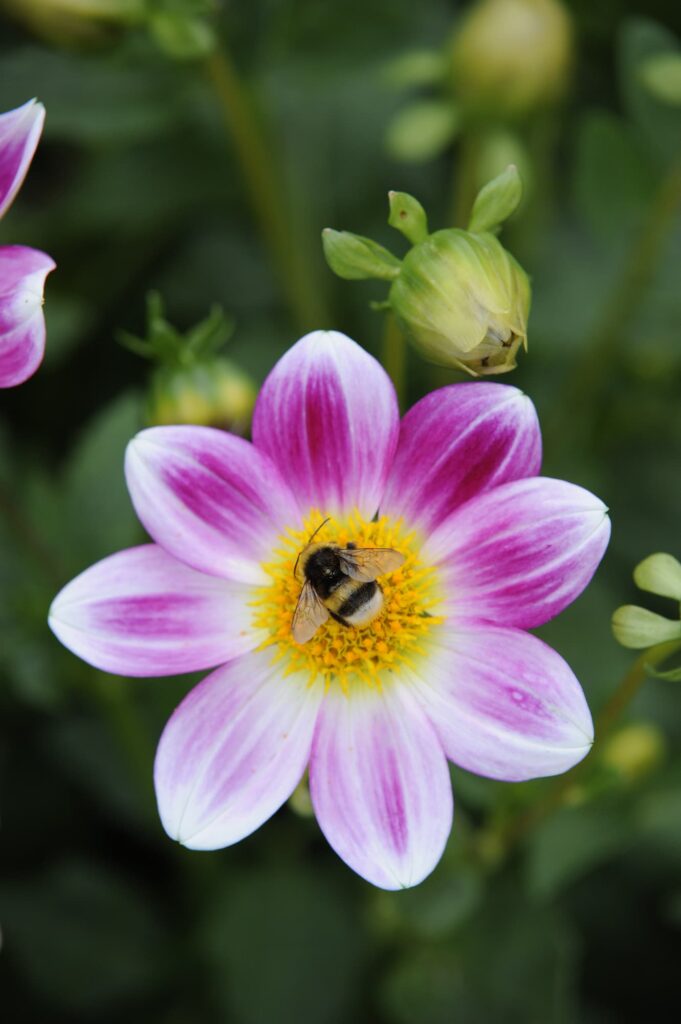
558,161,681,433
381,312,407,409
490,641,679,858
451,131,481,227
205,44,328,330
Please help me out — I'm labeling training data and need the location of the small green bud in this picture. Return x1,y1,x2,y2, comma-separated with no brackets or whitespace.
640,52,681,106
611,605,681,650
450,0,573,120
385,100,460,164
389,228,529,374
602,723,666,782
148,12,216,60
388,191,429,245
468,164,522,233
633,553,681,601
147,358,256,432
321,229,401,281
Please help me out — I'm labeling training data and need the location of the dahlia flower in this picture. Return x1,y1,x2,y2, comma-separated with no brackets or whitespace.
49,331,610,889
0,99,55,388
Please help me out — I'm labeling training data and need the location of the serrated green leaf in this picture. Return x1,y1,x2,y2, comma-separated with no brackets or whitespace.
468,164,522,233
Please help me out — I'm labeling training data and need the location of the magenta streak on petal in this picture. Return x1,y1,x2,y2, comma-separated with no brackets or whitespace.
89,594,207,637
0,310,45,387
380,383,541,533
0,100,45,220
376,740,409,857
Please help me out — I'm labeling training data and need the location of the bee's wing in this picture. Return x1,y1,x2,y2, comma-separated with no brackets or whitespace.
337,547,406,582
291,581,329,644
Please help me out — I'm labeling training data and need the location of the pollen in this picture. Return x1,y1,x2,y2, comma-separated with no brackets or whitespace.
250,509,444,690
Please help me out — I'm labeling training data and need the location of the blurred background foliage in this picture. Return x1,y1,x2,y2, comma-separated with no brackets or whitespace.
0,0,681,1021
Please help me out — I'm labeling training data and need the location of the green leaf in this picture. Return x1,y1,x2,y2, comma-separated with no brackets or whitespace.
573,110,657,243
640,51,681,105
468,164,522,234
619,18,681,166
385,99,459,163
148,13,217,60
526,804,631,899
387,191,429,245
322,229,401,280
201,865,366,1024
382,49,448,89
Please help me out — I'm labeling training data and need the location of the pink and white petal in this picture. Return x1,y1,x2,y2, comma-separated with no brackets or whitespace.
0,245,55,388
48,545,263,677
0,100,44,220
380,382,541,534
426,477,611,628
252,331,399,520
155,651,324,849
125,427,302,585
309,683,453,890
409,625,593,781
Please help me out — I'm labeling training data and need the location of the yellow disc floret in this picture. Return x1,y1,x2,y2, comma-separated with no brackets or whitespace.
251,510,443,689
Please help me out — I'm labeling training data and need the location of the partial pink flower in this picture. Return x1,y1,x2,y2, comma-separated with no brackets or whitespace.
0,99,55,388
49,331,610,889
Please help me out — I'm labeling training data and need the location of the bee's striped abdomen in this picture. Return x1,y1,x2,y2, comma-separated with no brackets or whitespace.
336,581,384,626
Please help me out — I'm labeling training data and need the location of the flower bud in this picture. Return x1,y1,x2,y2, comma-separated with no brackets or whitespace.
602,723,666,782
1,0,144,47
147,358,256,433
389,228,529,374
450,0,573,120
611,605,681,650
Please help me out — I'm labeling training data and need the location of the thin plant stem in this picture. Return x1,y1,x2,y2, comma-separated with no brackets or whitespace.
491,641,680,857
205,44,328,331
381,312,407,409
557,160,681,435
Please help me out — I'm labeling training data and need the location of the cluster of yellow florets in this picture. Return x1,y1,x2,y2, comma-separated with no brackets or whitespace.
251,509,443,689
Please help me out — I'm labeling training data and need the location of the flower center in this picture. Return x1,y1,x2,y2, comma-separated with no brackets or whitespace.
251,510,443,689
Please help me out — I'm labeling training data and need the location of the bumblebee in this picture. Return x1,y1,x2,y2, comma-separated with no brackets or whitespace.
291,528,405,644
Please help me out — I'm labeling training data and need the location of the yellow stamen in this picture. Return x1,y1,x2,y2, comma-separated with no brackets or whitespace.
251,509,444,690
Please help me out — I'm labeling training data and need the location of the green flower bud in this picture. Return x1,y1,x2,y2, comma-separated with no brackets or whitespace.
611,605,681,650
450,0,573,120
602,723,666,782
147,358,256,432
633,552,681,601
389,228,530,374
1,0,145,46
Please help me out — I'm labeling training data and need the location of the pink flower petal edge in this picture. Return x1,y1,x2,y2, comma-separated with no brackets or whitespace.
0,99,44,221
309,683,453,890
381,382,542,534
427,476,611,628
408,624,593,782
0,245,55,388
125,426,302,585
48,545,265,677
252,330,400,521
155,651,324,849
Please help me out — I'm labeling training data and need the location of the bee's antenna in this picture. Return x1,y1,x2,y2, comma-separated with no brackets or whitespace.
293,517,331,577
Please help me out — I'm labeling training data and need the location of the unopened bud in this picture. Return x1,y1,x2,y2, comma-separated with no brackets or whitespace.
633,553,681,602
389,227,529,374
611,605,681,650
602,723,666,782
450,0,573,120
147,358,256,433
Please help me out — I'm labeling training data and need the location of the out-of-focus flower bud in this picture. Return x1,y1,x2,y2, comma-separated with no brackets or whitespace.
389,226,529,375
612,551,681,651
147,358,256,431
120,292,256,434
450,0,573,120
0,0,145,47
602,723,666,782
